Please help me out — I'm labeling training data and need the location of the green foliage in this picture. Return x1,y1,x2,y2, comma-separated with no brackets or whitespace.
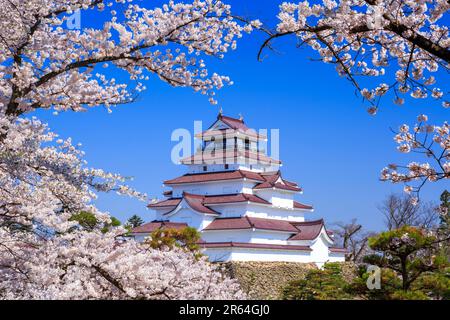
390,290,430,300
101,216,121,233
69,211,121,233
125,214,144,229
69,211,99,231
368,226,436,255
412,268,450,300
282,263,352,300
148,227,202,258
440,190,450,212
347,266,402,300
367,226,441,291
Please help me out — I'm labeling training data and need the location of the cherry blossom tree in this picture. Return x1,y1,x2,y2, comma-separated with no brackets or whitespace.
0,0,254,299
257,0,449,196
0,117,244,300
381,115,449,200
0,0,255,116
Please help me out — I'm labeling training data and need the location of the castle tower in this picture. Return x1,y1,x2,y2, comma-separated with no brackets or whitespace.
132,114,346,266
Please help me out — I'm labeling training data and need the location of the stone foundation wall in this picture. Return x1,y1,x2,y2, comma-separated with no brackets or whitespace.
220,261,357,300
220,261,317,300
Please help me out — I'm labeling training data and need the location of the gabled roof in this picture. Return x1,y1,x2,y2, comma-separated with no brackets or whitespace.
289,219,327,241
149,192,271,215
132,221,188,234
200,241,312,251
253,171,302,192
183,193,220,215
203,216,299,233
196,114,266,140
164,170,265,185
202,193,271,206
215,114,249,131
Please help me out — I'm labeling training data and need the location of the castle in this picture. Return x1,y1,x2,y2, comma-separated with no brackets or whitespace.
132,113,346,266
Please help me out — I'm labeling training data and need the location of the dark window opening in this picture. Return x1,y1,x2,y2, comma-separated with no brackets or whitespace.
203,166,207,172
225,164,229,170
245,138,250,151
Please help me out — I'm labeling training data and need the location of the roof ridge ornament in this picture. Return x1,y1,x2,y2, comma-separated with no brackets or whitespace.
238,113,244,122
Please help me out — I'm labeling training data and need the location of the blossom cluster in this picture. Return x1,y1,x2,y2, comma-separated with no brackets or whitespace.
0,0,255,115
0,115,244,299
1,229,244,300
380,115,449,199
275,0,449,113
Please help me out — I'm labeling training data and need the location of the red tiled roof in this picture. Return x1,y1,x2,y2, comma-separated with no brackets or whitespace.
147,198,182,208
203,216,299,232
183,193,220,215
293,201,314,210
195,128,265,140
132,221,188,233
202,193,271,206
254,181,301,192
329,247,347,253
164,170,265,185
200,241,311,251
149,194,312,212
150,193,270,215
217,115,249,131
180,149,281,165
196,114,269,140
253,171,302,192
289,219,325,241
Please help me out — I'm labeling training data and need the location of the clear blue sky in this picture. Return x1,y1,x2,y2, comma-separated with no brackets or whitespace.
35,1,449,231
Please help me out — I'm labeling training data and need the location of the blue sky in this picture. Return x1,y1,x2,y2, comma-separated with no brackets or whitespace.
35,1,449,231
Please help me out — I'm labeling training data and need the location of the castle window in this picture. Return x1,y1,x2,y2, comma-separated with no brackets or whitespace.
203,166,207,172
225,164,229,170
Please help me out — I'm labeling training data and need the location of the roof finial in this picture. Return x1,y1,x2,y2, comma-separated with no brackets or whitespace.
218,106,223,117
238,113,244,121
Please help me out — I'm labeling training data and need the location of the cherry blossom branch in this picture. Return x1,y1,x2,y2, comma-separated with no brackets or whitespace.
381,115,449,201
256,0,449,113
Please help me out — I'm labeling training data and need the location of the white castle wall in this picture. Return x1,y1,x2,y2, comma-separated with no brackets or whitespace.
171,180,255,198
254,189,295,209
239,203,306,222
207,203,305,221
204,248,312,263
201,229,290,245
187,164,280,174
309,234,334,268
166,207,215,230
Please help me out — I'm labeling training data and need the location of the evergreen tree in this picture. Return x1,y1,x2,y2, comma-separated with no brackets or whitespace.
126,215,145,229
282,263,352,300
365,226,447,291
